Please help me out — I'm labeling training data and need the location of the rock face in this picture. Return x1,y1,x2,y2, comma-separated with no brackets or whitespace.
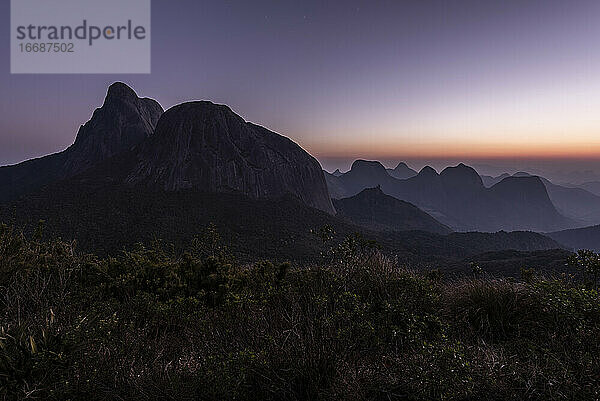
0,82,163,202
61,82,163,175
127,101,335,214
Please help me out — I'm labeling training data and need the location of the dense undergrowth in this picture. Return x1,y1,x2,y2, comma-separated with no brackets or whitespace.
1,224,599,400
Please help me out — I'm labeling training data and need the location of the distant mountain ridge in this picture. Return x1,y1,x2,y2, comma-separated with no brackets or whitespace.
548,225,600,252
480,171,600,226
387,162,417,179
577,181,600,196
326,161,574,232
481,173,510,187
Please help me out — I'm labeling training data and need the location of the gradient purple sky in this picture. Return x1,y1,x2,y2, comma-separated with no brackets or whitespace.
2,0,600,180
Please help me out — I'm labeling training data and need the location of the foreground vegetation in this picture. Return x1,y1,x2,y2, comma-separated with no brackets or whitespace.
1,224,599,400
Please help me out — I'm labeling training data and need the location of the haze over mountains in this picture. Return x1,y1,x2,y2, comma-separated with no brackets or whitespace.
0,82,597,271
480,171,600,226
325,161,574,232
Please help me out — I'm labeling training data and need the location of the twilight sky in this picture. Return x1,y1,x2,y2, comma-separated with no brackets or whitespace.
2,0,600,179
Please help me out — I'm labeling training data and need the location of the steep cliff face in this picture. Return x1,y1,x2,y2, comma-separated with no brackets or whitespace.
61,82,163,174
126,101,335,214
0,82,163,202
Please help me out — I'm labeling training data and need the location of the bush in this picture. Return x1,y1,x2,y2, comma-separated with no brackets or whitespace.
1,227,599,400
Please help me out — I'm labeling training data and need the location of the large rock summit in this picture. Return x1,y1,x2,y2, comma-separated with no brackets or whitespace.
127,101,335,213
62,82,163,174
0,84,334,214
0,82,163,202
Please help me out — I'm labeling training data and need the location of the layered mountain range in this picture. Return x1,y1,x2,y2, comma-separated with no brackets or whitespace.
325,161,574,232
0,82,581,271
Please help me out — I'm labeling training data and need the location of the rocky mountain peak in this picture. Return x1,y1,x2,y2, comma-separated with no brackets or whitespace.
0,83,164,202
127,101,335,214
440,163,484,188
418,166,438,177
351,160,387,173
105,82,140,104
64,83,164,174
388,162,417,179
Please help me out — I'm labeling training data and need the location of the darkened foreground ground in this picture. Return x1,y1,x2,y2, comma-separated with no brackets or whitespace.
1,224,599,400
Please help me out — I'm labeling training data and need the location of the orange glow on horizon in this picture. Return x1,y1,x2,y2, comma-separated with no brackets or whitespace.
303,140,600,161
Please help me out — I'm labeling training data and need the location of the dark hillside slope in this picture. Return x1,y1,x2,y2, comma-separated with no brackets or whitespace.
0,179,565,274
548,225,600,252
542,178,600,225
333,187,452,234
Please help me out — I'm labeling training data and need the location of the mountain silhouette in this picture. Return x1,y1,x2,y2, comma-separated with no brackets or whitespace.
480,172,600,226
440,163,484,190
333,186,451,234
326,160,400,199
578,181,600,196
487,176,571,231
326,161,574,232
0,83,571,272
0,85,333,214
125,101,334,213
387,162,417,179
548,224,600,252
0,82,163,202
538,177,600,226
481,173,510,187
513,171,533,177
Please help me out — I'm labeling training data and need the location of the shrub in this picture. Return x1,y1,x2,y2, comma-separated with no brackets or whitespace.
1,227,600,400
